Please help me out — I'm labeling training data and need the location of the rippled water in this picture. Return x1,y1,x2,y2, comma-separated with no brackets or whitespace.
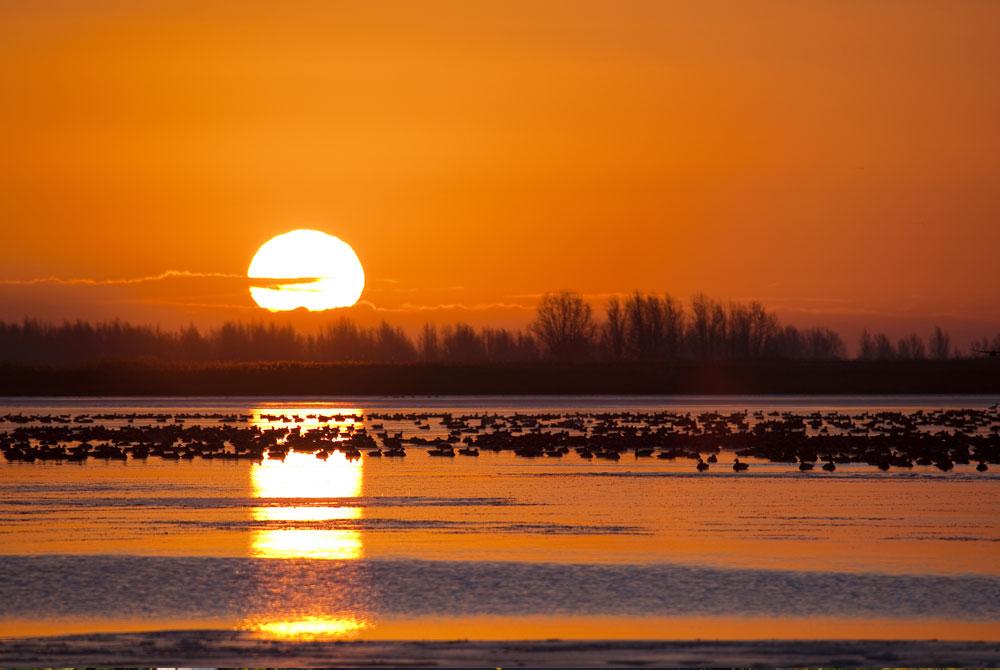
1,395,999,643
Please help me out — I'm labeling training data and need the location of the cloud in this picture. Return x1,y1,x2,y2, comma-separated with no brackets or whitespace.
507,291,629,302
358,300,533,313
0,271,330,289
364,286,419,294
366,284,467,295
121,298,259,311
0,270,246,286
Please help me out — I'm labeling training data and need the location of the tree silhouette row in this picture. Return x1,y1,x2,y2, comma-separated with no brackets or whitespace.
0,292,993,364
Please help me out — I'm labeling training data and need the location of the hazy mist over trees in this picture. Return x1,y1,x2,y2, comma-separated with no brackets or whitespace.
0,291,994,365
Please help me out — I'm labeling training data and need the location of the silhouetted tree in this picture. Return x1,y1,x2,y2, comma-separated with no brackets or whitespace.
481,328,536,362
858,330,897,361
873,333,896,360
970,333,1000,356
624,292,666,359
530,291,596,360
689,294,730,359
896,333,926,360
803,327,846,360
314,318,372,361
858,329,876,361
0,304,964,366
662,294,686,358
418,323,440,362
602,297,627,361
929,326,952,360
441,323,487,363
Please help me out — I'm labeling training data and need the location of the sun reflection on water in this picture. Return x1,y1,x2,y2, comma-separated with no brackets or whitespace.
249,410,365,560
244,409,371,639
250,615,368,641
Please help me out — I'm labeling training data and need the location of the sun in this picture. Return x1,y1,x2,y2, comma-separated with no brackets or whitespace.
248,229,365,311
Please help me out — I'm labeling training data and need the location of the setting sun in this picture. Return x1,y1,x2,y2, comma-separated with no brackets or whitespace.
248,230,365,311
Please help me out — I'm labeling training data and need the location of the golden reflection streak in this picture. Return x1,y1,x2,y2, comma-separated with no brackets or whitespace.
244,409,370,639
251,615,368,641
249,409,365,560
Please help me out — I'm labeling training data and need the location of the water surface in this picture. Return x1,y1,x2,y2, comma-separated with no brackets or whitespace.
2,395,998,643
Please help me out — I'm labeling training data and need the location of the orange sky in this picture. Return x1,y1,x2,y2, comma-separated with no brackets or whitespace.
1,1,998,343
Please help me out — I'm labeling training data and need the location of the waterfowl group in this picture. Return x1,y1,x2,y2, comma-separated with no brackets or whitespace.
1,407,997,475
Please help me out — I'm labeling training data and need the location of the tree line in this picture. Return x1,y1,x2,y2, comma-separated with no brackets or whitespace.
0,291,994,364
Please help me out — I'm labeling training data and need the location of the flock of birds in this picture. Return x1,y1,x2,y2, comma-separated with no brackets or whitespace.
2,406,999,473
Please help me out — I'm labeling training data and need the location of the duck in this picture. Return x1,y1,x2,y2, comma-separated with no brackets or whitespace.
428,447,455,457
732,458,749,472
935,458,954,472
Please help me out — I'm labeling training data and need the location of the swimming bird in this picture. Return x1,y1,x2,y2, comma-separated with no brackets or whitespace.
428,446,455,457
733,458,749,472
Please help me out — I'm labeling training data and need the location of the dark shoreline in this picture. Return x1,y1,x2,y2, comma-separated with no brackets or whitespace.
0,359,997,396
0,632,997,667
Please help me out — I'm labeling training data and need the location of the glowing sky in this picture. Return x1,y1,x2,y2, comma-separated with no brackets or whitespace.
1,1,998,341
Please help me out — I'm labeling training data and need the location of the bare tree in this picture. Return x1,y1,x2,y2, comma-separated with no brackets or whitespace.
372,321,417,362
858,329,876,360
970,333,1000,357
873,332,895,360
689,294,713,359
857,330,895,360
896,333,926,360
662,294,685,359
441,323,486,363
929,326,952,360
688,294,729,359
602,296,627,360
315,318,371,361
746,302,778,358
530,291,596,361
624,292,666,360
418,323,440,362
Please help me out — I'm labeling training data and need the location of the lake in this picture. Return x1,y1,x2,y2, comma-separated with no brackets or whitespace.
1,395,998,665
